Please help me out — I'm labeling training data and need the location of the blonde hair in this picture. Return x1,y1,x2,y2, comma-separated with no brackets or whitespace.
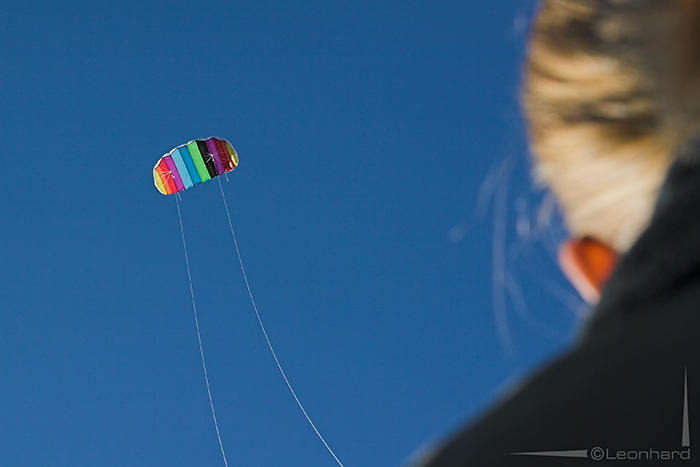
523,0,700,252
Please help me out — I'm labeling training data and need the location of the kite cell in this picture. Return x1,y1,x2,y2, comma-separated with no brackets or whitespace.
154,137,238,195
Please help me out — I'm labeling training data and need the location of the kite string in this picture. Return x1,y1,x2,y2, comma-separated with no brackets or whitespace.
176,196,230,467
217,178,345,467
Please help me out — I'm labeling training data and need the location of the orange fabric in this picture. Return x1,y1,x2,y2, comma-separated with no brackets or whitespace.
156,159,177,194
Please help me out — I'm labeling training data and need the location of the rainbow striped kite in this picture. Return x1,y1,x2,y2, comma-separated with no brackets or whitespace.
153,137,238,195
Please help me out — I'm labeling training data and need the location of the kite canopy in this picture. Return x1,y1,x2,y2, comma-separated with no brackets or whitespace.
154,137,238,195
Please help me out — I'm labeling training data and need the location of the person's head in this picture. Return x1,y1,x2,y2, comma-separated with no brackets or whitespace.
522,0,700,302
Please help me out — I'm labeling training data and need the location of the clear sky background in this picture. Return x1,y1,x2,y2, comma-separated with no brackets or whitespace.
1,1,586,466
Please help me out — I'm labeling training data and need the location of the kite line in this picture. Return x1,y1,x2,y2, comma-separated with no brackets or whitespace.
217,178,345,467
176,195,229,467
163,138,344,465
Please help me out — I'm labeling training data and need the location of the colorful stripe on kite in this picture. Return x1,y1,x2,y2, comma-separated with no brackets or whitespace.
153,137,239,195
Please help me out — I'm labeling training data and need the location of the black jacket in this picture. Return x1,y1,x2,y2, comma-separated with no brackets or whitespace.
416,142,700,466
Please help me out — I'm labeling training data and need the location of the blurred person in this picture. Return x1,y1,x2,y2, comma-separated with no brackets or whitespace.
416,1,700,464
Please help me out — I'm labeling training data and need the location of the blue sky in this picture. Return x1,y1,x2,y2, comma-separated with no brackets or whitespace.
1,1,585,466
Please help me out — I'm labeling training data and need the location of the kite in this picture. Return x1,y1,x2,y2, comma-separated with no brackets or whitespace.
153,137,238,195
155,137,345,467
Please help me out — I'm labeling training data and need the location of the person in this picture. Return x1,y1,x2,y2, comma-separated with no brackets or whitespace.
414,1,700,464
415,137,700,465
